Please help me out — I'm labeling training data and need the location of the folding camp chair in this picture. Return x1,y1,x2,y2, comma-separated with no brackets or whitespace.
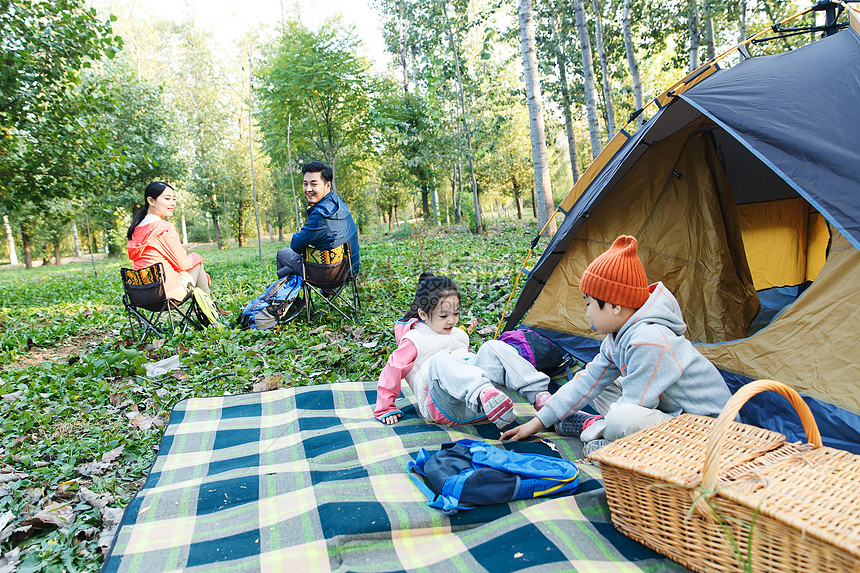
300,242,359,321
120,263,202,342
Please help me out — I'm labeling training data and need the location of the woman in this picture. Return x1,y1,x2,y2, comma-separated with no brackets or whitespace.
126,181,211,301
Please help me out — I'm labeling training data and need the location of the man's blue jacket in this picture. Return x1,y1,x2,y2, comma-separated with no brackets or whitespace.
290,191,360,274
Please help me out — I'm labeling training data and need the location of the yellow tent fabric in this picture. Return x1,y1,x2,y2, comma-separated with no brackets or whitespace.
700,231,860,415
524,120,759,344
738,198,829,289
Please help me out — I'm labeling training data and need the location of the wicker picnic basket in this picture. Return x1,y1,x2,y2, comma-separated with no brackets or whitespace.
588,380,860,572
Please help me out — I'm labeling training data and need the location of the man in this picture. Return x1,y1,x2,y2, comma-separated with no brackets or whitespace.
275,161,360,278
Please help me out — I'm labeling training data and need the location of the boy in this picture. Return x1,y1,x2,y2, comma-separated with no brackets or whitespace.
501,235,731,453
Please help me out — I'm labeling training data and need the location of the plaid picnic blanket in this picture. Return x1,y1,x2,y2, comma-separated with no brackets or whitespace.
103,381,687,572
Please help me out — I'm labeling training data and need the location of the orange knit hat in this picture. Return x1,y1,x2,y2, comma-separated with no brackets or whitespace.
579,235,649,308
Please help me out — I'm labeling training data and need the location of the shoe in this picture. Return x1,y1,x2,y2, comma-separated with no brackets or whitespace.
534,391,551,411
480,387,517,429
193,288,225,329
583,439,612,457
555,411,604,438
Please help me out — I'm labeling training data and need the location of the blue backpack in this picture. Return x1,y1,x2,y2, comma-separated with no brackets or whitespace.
407,439,579,515
237,274,303,330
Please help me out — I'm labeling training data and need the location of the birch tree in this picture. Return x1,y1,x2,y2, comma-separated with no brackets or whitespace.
518,0,556,236
590,0,615,136
622,0,643,127
549,14,580,183
688,0,700,71
573,0,604,158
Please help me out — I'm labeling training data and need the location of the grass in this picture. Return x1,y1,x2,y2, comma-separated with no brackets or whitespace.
0,221,540,571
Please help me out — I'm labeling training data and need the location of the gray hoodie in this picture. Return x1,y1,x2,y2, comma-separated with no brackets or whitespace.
537,282,731,428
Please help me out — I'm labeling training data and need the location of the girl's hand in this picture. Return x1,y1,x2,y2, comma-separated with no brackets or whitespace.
382,412,402,425
500,417,545,441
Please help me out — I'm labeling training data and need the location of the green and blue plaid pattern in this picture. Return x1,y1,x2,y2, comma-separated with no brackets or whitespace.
104,381,688,572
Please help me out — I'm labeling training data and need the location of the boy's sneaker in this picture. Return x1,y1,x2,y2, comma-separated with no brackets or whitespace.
555,411,604,438
479,387,516,429
193,288,225,329
533,391,551,412
583,439,612,457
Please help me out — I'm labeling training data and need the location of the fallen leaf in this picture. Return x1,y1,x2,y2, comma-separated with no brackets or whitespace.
362,340,378,349
20,501,74,528
0,470,28,484
109,393,124,407
307,343,326,351
536,438,559,453
252,375,282,393
477,326,495,336
0,391,22,403
79,487,110,510
78,461,109,477
97,507,124,553
101,446,124,463
0,512,12,532
0,547,21,573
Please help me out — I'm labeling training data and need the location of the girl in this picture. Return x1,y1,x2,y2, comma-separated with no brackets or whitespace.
127,181,224,325
374,273,552,430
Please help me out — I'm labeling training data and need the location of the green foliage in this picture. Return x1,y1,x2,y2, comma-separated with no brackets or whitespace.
0,0,122,209
0,223,535,569
256,20,374,184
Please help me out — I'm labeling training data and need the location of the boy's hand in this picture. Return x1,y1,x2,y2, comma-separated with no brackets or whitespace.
381,412,402,425
500,417,545,441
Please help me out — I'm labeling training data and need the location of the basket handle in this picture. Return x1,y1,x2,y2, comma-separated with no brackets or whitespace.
699,379,822,498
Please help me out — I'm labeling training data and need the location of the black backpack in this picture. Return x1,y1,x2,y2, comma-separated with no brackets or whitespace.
237,275,303,330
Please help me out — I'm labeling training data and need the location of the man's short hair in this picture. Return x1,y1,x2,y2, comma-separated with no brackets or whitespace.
302,161,333,185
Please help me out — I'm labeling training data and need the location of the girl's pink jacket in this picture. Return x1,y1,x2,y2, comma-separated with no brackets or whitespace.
126,220,205,293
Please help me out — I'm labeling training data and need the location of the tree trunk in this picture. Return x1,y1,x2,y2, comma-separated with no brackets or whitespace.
54,240,61,265
703,0,715,61
4,215,18,265
181,215,188,245
591,0,616,135
516,196,523,220
388,206,393,231
688,0,700,71
622,0,644,127
212,211,223,249
372,185,381,231
422,187,431,222
277,208,284,241
267,221,274,242
739,0,747,42
519,0,556,237
72,222,81,257
455,162,463,224
549,15,580,183
443,0,482,234
21,229,32,269
431,182,440,225
531,187,538,218
573,0,603,159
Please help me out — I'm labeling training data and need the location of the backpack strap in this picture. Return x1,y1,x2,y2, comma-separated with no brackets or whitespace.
406,459,438,504
407,447,476,515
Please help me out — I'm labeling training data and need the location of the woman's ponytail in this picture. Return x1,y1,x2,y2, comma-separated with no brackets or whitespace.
127,181,172,240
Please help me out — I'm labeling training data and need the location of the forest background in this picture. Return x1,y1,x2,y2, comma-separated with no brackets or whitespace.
0,0,822,266
0,0,835,571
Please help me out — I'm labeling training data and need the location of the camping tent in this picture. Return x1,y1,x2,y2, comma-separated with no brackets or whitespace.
505,12,860,453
